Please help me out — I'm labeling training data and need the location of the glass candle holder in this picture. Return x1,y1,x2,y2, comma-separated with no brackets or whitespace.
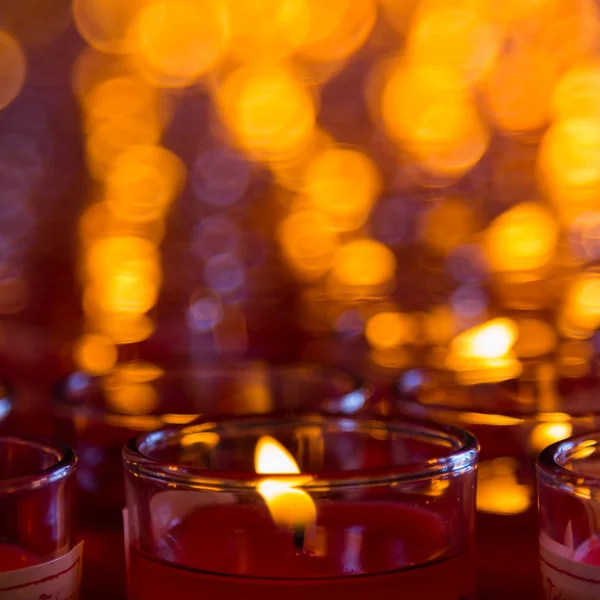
54,361,375,522
387,367,600,599
538,432,600,600
123,415,478,600
0,385,11,432
0,435,80,596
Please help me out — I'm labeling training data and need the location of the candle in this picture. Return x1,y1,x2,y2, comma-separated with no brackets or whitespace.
0,544,41,572
537,431,600,599
390,367,600,599
124,415,478,600
0,436,80,599
128,502,472,600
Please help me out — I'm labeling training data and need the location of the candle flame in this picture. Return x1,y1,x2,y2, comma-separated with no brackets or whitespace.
255,436,316,530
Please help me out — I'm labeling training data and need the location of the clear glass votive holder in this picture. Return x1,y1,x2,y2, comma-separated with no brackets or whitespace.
0,435,80,596
388,367,600,599
538,431,600,600
123,415,478,600
0,384,11,432
54,361,375,522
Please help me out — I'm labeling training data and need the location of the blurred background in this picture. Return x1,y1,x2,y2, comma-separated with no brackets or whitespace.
2,0,600,408
4,1,600,598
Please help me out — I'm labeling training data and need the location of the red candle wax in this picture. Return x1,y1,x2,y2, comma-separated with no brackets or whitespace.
0,543,41,572
129,502,473,600
574,535,600,566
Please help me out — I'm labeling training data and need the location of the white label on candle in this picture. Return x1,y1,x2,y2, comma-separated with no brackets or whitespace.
0,541,83,600
540,538,600,600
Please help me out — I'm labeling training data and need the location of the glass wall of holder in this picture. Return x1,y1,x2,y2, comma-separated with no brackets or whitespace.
387,365,600,599
538,432,600,599
0,436,77,571
53,362,375,521
123,415,478,600
0,384,12,432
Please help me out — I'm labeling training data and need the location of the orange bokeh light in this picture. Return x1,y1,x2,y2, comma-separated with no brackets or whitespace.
83,75,162,130
332,239,396,288
0,31,26,110
304,147,380,231
85,115,162,180
297,0,376,63
85,234,158,270
366,311,417,349
226,0,310,62
484,46,556,134
553,60,600,121
74,333,118,375
218,63,316,161
381,62,488,176
538,117,600,220
484,202,558,273
562,273,600,332
73,0,148,54
408,1,499,83
106,381,159,414
105,145,185,223
279,209,338,280
132,0,230,87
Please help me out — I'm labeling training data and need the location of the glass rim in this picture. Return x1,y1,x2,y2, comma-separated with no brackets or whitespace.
394,400,589,428
0,435,77,494
392,372,600,425
53,361,377,425
123,414,479,491
537,431,600,489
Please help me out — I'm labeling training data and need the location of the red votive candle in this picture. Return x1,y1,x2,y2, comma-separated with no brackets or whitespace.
0,435,80,597
123,414,478,600
537,431,600,599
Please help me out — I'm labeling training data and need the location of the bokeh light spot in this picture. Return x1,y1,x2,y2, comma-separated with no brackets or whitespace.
218,63,316,160
74,333,118,375
484,202,558,273
539,117,600,220
105,145,186,223
381,63,488,176
0,32,26,110
408,1,499,83
279,209,338,280
332,239,396,288
132,0,230,87
106,381,159,415
366,311,416,349
304,147,380,231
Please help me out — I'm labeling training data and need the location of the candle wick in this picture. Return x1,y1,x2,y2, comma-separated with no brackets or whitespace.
293,526,305,552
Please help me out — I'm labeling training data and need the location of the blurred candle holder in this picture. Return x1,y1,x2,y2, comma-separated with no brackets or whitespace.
0,383,11,432
0,435,80,596
123,414,478,600
53,361,375,522
538,431,600,599
387,364,600,600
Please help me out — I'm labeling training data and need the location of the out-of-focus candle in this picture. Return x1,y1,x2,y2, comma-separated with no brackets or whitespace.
538,432,600,599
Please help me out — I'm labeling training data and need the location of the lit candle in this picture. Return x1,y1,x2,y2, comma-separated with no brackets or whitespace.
255,436,316,551
124,415,478,600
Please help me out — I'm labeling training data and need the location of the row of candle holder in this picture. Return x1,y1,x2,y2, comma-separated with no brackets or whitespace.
1,361,600,599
